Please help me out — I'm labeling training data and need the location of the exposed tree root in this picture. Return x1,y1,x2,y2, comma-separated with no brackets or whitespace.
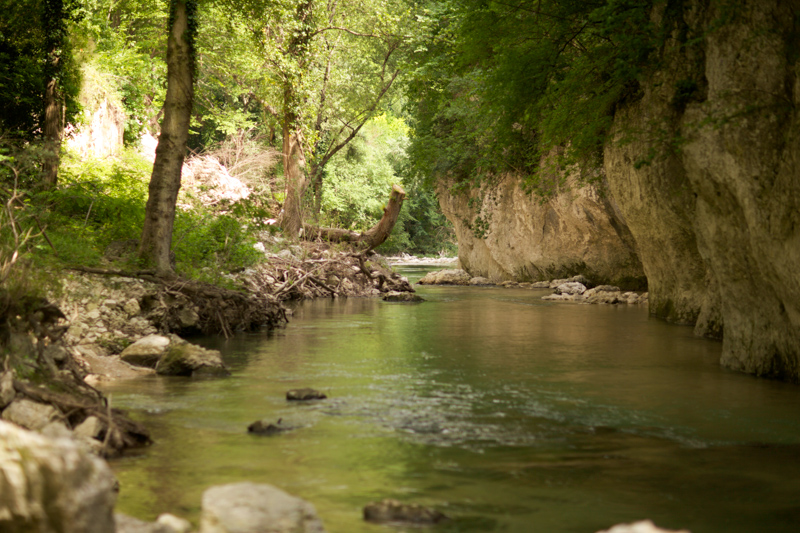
12,378,152,456
69,266,288,338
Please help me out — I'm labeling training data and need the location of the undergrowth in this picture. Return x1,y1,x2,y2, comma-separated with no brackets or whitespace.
3,146,266,281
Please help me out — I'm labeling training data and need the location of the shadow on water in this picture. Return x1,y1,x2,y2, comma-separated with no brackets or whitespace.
102,267,800,533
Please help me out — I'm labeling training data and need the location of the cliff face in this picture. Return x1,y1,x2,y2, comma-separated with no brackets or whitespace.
437,173,646,288
605,0,800,380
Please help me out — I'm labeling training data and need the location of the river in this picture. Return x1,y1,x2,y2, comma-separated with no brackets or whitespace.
103,266,800,532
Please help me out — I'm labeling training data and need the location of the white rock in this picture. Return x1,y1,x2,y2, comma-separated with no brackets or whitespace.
0,420,117,532
555,282,587,295
157,513,193,533
596,520,690,533
1,399,60,431
74,416,104,440
199,482,326,533
120,334,171,368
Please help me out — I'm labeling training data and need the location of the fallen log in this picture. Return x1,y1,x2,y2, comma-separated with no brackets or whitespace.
303,184,406,251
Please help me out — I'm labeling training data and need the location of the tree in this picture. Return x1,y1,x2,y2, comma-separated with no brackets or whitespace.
235,0,411,239
0,0,82,188
138,0,197,276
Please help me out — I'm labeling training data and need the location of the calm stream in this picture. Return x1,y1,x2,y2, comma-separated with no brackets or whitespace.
103,266,800,532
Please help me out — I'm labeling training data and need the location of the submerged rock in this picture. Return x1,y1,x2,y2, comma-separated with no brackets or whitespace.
363,499,448,526
199,482,326,533
382,291,425,302
0,420,117,532
286,388,327,401
247,419,290,436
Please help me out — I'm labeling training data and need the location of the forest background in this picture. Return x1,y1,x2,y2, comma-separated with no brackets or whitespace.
1,0,672,289
0,0,461,292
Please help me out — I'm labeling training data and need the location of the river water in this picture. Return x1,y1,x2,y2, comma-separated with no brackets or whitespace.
104,266,800,532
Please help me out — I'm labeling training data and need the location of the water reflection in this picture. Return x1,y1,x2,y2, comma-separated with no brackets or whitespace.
103,270,800,533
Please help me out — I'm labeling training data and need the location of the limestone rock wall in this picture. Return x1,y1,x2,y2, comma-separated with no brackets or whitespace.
605,0,800,380
437,174,646,289
65,97,125,158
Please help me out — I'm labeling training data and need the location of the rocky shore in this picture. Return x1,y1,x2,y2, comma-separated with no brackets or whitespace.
418,269,649,306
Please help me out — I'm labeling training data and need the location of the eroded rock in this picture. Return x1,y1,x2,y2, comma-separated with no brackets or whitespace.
199,482,326,533
1,399,61,431
0,420,117,532
119,334,171,368
156,338,229,377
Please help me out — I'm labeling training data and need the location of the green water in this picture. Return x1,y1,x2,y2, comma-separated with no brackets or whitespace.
103,266,800,532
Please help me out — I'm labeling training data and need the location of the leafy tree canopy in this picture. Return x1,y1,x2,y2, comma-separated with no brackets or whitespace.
405,0,661,191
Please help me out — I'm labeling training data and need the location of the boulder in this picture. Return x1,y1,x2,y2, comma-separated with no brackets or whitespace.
555,282,587,295
597,520,690,533
120,334,170,368
382,291,425,303
286,388,326,401
0,420,117,532
198,482,326,533
1,399,60,431
469,276,493,286
155,339,229,377
363,499,448,525
531,281,551,288
417,269,471,285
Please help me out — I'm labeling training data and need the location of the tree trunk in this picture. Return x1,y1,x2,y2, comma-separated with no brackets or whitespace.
41,0,65,190
138,0,195,277
41,79,62,189
303,184,406,251
277,0,313,240
280,117,307,239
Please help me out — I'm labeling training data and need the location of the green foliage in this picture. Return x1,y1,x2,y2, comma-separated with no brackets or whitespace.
406,0,660,192
0,0,83,139
172,212,262,281
320,115,408,230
